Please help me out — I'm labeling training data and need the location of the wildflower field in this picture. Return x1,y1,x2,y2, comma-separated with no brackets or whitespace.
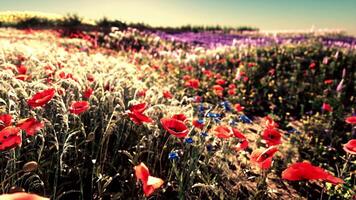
0,25,355,200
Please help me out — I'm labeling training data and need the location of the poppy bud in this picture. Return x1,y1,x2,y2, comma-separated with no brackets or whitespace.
23,161,38,172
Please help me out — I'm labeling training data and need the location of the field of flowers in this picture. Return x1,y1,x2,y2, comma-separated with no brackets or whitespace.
0,27,355,200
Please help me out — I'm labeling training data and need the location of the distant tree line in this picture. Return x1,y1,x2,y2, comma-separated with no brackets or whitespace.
0,13,259,33
0,14,84,29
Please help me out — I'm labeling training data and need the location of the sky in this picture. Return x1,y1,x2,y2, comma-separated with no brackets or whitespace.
1,0,356,35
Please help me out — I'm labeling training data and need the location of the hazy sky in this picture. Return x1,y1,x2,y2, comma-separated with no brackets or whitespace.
1,0,356,35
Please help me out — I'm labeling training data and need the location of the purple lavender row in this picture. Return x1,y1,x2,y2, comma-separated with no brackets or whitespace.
153,31,356,49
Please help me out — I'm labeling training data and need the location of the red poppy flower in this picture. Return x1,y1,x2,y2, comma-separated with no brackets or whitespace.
17,55,25,62
203,70,213,78
44,65,55,74
199,59,206,66
228,84,236,89
231,128,248,151
69,101,90,115
56,88,65,96
343,139,356,154
151,65,160,70
232,140,249,151
243,76,249,82
345,116,356,124
185,79,200,89
135,162,149,182
58,71,68,79
234,104,245,112
0,114,13,131
129,103,147,113
137,89,147,97
216,79,226,85
27,88,55,108
192,119,204,129
0,126,22,151
184,65,193,71
214,125,232,139
264,116,279,129
83,87,93,99
324,79,333,84
309,62,316,69
127,103,152,125
58,71,77,81
160,118,188,138
250,146,278,169
262,128,282,146
248,62,256,67
212,85,224,91
282,162,344,185
0,192,48,200
212,85,224,97
163,91,173,99
104,82,113,92
256,146,278,163
15,74,31,81
232,128,246,139
214,73,222,79
128,111,153,125
228,89,236,96
268,68,275,76
194,96,202,103
17,65,27,75
17,118,44,136
322,103,332,112
172,114,187,122
218,58,226,64
134,162,164,197
45,77,53,84
183,75,191,81
86,74,95,82
229,58,240,64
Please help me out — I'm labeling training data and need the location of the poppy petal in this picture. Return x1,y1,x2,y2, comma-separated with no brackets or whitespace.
27,88,55,108
0,192,48,200
161,118,188,138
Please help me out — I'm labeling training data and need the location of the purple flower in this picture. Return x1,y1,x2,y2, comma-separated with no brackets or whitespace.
336,79,344,92
342,68,346,78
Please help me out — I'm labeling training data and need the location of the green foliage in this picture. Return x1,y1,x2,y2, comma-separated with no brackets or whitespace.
16,17,54,29
96,17,127,29
60,13,83,28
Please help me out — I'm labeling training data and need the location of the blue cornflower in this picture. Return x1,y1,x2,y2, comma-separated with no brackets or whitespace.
206,113,215,118
213,117,221,123
168,152,179,160
207,113,221,118
287,128,296,134
229,120,237,126
201,132,208,137
197,119,204,124
239,115,252,124
198,104,205,112
221,101,232,112
185,137,194,144
206,144,213,152
290,137,297,144
306,110,313,115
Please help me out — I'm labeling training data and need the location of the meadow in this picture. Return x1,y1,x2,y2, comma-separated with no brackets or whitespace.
0,21,355,200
